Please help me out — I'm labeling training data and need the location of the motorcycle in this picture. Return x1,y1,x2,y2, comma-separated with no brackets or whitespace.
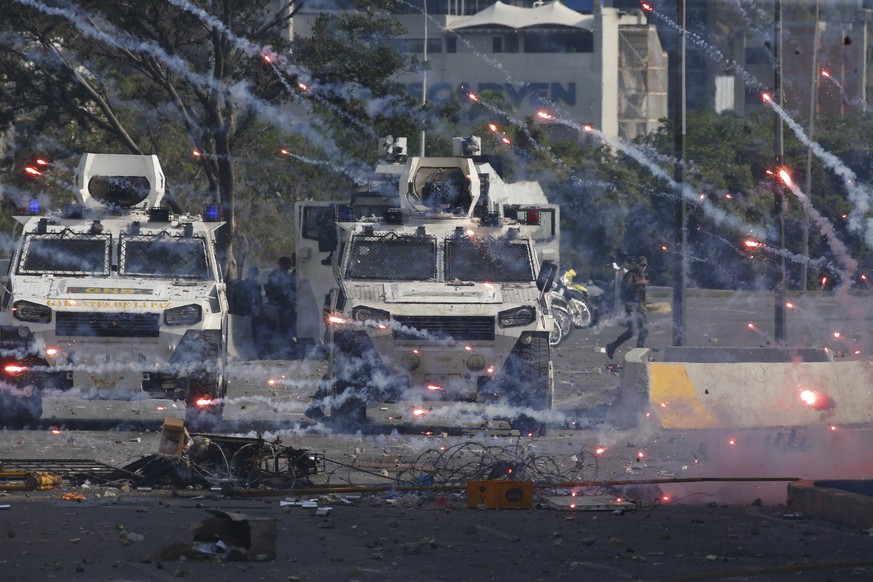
558,269,604,328
547,291,573,347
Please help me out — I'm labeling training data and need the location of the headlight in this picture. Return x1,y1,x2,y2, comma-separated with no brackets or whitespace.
164,304,202,326
13,300,52,323
466,354,486,371
498,306,535,328
352,306,390,325
401,353,421,371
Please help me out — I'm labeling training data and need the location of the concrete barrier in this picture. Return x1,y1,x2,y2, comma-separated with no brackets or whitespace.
613,347,873,429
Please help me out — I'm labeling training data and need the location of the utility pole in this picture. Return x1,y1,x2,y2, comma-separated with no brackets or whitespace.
774,0,786,344
802,1,820,293
672,0,687,346
420,0,428,156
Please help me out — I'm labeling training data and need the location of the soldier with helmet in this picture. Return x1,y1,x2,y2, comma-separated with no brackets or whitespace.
606,256,649,359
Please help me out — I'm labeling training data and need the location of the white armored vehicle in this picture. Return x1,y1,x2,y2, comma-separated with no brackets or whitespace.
0,153,228,428
296,137,560,431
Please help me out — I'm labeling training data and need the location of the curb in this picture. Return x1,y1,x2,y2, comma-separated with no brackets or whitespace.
787,480,873,529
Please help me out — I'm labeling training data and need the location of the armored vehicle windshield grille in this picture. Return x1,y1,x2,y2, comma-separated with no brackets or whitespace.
347,233,437,281
120,234,210,279
56,312,160,337
394,316,494,341
17,232,111,276
445,238,534,282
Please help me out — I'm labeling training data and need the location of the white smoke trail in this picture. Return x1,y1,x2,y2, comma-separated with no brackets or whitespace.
777,169,858,291
762,95,873,249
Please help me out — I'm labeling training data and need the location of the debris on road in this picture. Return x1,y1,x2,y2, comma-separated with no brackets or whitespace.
193,510,278,561
0,468,62,491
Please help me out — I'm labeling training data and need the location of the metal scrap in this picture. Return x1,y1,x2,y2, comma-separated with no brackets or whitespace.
118,433,323,490
0,469,62,491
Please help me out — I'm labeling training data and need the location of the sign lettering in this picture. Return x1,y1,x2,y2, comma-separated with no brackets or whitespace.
68,287,153,295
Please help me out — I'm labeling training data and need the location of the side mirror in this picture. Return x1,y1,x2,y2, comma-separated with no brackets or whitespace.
536,260,558,293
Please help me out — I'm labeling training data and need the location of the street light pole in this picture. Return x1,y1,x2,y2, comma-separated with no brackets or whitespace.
774,0,786,344
672,0,687,346
420,0,428,156
802,2,820,292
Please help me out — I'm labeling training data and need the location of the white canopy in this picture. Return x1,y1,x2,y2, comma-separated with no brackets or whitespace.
450,1,593,31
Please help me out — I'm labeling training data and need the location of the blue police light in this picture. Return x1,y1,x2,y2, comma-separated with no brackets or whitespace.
204,204,222,222
28,199,40,214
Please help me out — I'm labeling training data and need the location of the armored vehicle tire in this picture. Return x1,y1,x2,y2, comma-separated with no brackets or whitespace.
184,372,227,433
327,379,368,431
0,385,42,428
504,333,552,410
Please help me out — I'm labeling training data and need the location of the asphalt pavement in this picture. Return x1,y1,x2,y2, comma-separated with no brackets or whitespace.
2,289,873,580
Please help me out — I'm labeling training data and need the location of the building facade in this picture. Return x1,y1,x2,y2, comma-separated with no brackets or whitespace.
293,1,668,140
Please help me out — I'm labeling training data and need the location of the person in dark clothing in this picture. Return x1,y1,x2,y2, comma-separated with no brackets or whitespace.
265,255,297,357
606,256,649,359
234,267,263,317
235,267,270,358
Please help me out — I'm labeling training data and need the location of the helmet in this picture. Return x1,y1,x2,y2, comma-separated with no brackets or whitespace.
635,256,648,267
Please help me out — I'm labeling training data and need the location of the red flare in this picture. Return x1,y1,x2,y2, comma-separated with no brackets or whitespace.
799,389,835,410
3,364,26,375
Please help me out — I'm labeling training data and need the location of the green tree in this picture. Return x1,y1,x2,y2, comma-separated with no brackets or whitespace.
0,0,416,277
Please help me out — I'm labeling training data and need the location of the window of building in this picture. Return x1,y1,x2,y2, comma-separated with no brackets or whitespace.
745,47,772,65
523,30,593,53
446,36,457,53
493,37,503,53
389,38,443,53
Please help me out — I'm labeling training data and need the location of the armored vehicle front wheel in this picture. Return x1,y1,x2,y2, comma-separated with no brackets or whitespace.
184,371,226,432
0,383,42,428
